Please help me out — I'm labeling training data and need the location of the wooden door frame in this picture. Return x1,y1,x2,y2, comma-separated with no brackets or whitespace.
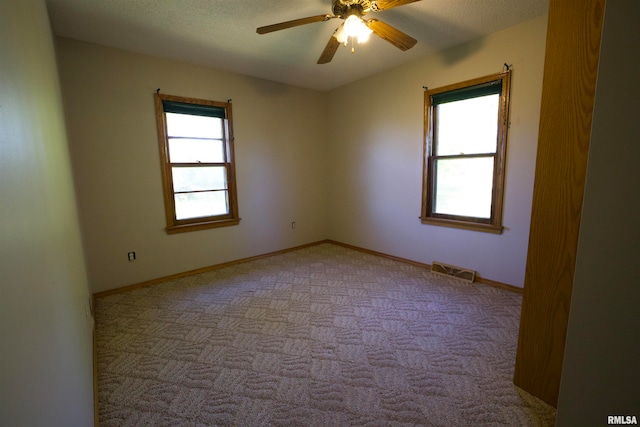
513,0,606,407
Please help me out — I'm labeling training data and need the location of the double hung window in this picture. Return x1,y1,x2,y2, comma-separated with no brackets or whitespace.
155,94,239,233
421,71,511,233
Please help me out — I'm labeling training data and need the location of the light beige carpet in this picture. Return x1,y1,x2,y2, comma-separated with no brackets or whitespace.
95,242,556,426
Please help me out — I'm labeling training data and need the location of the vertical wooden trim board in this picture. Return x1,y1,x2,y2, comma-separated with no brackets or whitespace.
513,0,606,407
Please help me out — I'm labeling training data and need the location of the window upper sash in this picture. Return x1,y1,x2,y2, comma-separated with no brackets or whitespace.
161,100,226,119
430,80,502,106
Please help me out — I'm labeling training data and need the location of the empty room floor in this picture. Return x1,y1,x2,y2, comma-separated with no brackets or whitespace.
95,242,556,426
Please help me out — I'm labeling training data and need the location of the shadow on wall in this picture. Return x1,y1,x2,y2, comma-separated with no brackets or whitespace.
438,37,486,66
387,6,487,67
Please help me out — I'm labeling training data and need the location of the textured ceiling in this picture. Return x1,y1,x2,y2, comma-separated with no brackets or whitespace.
46,0,548,91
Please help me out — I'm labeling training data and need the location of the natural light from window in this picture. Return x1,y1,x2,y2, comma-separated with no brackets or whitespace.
165,113,229,220
433,94,499,218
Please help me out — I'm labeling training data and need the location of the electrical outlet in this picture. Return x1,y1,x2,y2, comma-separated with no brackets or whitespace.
128,251,136,262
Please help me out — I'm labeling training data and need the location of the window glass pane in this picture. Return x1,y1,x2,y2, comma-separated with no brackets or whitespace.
166,113,223,139
168,138,225,163
175,191,228,220
172,166,227,192
436,94,499,156
434,157,494,218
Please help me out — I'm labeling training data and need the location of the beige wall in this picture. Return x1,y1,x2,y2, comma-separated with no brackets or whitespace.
556,1,640,423
327,16,548,287
57,39,330,293
0,0,94,425
58,16,547,294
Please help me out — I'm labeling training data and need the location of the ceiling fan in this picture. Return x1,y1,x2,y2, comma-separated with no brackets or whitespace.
256,0,421,64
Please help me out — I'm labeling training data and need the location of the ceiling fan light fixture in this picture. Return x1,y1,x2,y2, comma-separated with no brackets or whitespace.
257,0,421,64
342,15,372,43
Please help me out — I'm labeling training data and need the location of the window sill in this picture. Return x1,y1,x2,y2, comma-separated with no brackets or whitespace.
420,217,503,234
166,218,241,234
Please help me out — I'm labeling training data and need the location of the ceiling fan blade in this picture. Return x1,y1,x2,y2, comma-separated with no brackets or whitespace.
371,0,422,11
366,19,417,51
317,26,343,64
257,15,333,34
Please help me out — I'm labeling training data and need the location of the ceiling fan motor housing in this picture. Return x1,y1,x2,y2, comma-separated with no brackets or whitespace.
332,0,371,18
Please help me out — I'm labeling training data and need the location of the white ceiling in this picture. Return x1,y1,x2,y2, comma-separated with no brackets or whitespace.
46,0,548,91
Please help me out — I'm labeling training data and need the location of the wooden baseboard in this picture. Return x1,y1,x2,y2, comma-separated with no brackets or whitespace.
328,239,523,294
93,238,522,300
93,240,330,299
475,275,523,294
328,240,433,269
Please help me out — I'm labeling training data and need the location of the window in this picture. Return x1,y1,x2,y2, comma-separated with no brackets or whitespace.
421,70,511,233
155,94,240,234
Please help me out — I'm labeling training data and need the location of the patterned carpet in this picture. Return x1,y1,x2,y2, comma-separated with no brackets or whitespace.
95,242,556,426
